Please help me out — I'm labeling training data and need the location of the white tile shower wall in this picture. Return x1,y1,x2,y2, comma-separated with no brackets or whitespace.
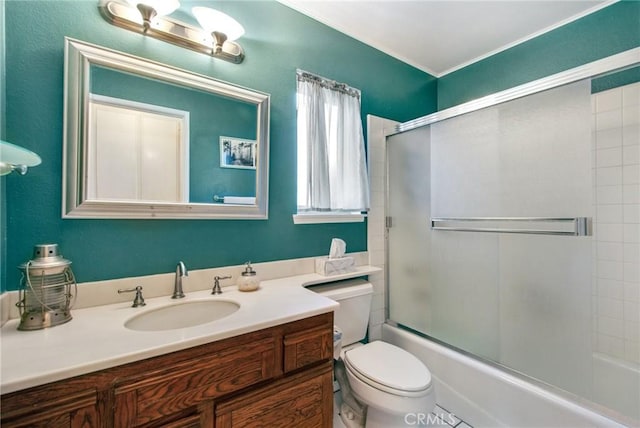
366,115,399,341
594,82,640,365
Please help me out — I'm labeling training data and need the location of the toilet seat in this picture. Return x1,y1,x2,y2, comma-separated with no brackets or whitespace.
343,341,432,397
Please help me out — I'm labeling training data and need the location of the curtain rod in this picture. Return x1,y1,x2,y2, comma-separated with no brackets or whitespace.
296,69,361,99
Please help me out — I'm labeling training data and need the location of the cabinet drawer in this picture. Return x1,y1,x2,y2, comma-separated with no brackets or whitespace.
114,337,276,426
215,362,333,428
283,325,333,373
1,388,97,428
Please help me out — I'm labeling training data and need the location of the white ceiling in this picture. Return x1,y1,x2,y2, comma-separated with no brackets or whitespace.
279,0,613,77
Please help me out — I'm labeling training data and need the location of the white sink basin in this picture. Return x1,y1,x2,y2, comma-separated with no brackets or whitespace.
124,300,240,332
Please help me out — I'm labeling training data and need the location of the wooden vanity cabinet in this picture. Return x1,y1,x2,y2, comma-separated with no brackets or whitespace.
0,312,333,428
113,334,278,427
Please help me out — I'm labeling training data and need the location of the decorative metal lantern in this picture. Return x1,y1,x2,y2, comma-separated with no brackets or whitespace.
16,244,77,331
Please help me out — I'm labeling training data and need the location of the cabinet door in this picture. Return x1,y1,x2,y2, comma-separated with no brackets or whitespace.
215,362,333,428
114,337,276,427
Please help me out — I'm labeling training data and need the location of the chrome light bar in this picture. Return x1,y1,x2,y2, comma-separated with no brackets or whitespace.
99,1,245,64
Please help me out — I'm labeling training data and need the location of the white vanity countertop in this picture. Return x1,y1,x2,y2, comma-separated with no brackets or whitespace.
0,266,379,395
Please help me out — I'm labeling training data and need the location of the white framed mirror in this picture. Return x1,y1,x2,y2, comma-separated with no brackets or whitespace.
62,38,270,219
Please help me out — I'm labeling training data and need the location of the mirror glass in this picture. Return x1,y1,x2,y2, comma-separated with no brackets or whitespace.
63,38,270,219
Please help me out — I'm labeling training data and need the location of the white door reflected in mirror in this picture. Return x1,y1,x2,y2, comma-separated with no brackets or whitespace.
88,96,189,203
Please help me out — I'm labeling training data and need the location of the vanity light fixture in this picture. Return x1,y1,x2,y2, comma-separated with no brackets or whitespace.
98,0,245,64
0,140,41,176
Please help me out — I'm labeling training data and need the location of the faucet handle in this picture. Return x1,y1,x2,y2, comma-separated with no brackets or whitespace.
212,275,232,295
118,286,146,307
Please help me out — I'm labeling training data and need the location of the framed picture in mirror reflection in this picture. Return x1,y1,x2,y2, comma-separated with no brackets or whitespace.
220,136,257,169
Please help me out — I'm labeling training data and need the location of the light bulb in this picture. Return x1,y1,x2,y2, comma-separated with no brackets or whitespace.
192,7,245,42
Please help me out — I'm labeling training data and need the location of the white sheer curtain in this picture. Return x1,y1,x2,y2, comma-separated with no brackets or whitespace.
296,71,370,212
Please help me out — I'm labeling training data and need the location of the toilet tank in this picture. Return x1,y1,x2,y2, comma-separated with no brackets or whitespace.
309,278,373,346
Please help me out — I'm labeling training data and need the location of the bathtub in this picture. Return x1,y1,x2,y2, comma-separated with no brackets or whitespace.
382,324,637,428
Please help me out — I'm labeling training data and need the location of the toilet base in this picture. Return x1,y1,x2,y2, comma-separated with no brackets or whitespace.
365,406,412,428
340,401,366,428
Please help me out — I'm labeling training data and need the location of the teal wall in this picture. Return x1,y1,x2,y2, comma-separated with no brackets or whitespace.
437,1,640,110
1,0,5,293
592,65,640,93
4,0,636,291
2,1,436,290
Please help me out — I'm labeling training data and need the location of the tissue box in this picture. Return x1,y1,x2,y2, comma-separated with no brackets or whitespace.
315,257,355,276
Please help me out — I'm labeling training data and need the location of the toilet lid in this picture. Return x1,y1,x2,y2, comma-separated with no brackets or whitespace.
344,341,431,392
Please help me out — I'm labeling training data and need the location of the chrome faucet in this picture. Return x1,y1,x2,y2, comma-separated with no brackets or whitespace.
212,275,231,295
172,261,188,299
118,286,146,307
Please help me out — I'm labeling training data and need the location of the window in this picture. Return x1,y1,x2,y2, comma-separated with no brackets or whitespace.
295,70,369,223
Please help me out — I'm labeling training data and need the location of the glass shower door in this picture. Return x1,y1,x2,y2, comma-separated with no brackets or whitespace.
387,125,502,360
387,80,596,399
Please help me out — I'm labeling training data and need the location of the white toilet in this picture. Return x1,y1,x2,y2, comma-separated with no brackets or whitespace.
311,279,436,428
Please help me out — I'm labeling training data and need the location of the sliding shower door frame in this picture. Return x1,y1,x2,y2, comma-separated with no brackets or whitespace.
388,48,639,137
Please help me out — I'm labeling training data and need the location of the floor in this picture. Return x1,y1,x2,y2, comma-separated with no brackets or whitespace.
333,390,474,428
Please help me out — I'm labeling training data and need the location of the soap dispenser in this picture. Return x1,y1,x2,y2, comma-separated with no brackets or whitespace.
238,261,260,292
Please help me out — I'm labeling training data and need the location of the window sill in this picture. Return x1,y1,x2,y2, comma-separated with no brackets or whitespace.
292,213,366,225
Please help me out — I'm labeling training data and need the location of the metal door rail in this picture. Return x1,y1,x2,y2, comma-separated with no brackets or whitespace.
431,217,591,236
